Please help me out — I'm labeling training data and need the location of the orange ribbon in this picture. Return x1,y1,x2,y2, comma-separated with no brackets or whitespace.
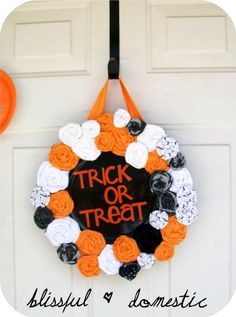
88,79,143,120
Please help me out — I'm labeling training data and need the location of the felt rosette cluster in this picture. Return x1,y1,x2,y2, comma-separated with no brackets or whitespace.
31,108,198,281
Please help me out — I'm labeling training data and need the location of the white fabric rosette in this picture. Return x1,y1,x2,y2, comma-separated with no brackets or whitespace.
82,120,101,138
113,109,131,128
149,210,169,230
176,206,199,225
30,187,50,208
125,141,148,169
37,161,69,193
59,123,82,147
156,136,180,160
137,124,166,152
45,217,80,247
72,136,101,161
137,253,155,270
177,185,197,209
169,168,193,193
98,244,121,275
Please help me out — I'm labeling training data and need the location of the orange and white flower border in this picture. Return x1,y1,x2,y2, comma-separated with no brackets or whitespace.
30,108,199,281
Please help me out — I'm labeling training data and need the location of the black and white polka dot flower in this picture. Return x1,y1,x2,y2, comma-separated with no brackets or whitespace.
156,136,180,160
176,205,199,225
30,187,50,208
137,253,155,270
119,261,141,281
149,210,169,229
177,185,197,209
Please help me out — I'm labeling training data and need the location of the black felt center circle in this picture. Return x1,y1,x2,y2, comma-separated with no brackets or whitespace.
68,151,156,243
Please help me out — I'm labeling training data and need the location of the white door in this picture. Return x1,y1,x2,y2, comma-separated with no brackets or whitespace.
1,1,236,317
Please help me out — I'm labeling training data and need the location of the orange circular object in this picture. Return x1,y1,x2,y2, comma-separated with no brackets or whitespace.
0,70,16,134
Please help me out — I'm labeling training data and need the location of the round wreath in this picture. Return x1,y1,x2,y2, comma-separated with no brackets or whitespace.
31,81,198,281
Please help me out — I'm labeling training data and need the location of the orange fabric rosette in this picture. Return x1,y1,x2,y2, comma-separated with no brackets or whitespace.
112,127,135,156
113,235,140,262
154,241,175,261
48,143,79,171
77,255,101,277
161,216,187,245
48,190,74,218
145,150,169,174
95,132,115,152
97,113,114,132
96,112,135,156
76,230,106,256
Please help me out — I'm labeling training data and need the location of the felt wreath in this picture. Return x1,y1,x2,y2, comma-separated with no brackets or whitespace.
31,80,199,281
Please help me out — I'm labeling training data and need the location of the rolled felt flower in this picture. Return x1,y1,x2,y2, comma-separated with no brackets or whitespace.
169,168,193,193
37,161,69,193
30,187,50,208
82,120,101,138
127,118,146,136
161,216,187,245
112,127,135,156
176,205,199,226
177,185,197,209
155,191,178,214
77,255,101,277
59,123,82,147
169,153,185,169
97,113,114,132
119,261,141,281
149,170,173,194
113,109,131,128
57,243,79,265
149,210,169,230
45,217,80,247
76,230,106,256
95,132,115,152
113,236,140,263
154,241,175,261
48,190,74,218
72,136,101,161
133,223,163,254
137,124,166,152
125,141,148,169
137,253,155,270
34,207,54,230
156,136,180,160
145,150,169,174
48,143,79,171
98,244,122,275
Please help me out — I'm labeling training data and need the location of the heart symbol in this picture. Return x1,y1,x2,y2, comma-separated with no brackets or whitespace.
103,292,113,303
